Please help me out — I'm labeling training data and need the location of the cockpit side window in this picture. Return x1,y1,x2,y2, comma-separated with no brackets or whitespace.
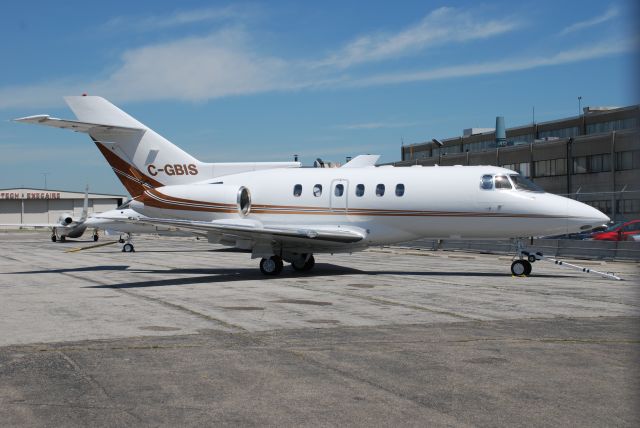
480,175,493,190
509,174,544,192
494,175,512,190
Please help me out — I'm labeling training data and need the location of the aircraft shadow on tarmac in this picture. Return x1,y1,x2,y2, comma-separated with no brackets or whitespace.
82,266,571,289
6,264,572,288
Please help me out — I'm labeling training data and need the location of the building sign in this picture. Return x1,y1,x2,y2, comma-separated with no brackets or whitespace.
0,192,62,200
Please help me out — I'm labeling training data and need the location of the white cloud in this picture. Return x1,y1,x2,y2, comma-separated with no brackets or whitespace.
0,8,635,111
345,39,637,88
560,6,619,35
102,5,247,32
314,7,520,69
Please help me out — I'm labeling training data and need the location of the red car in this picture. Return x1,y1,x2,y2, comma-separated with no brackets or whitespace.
592,220,640,241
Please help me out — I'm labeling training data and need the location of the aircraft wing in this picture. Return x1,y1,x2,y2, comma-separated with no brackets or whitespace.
14,115,144,136
0,223,76,229
341,154,380,168
106,217,366,244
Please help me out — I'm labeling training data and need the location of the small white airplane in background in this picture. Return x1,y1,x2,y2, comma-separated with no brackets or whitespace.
15,96,609,276
84,201,202,252
0,186,98,242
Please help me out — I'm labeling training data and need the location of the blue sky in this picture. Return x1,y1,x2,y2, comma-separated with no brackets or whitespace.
0,0,637,195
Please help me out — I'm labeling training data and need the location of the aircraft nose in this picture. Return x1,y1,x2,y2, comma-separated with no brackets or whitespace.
567,199,609,232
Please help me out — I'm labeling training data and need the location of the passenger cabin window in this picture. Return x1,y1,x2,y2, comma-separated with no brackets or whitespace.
355,184,365,197
376,184,385,197
395,184,405,197
480,175,493,190
494,175,512,190
313,184,322,197
293,184,302,197
334,184,344,197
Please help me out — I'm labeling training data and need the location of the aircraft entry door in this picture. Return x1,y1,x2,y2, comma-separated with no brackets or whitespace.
330,179,349,214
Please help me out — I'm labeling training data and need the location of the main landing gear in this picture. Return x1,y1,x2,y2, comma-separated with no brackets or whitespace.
93,231,99,242
259,254,316,276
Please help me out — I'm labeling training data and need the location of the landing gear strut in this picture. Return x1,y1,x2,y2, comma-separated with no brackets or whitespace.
259,256,283,275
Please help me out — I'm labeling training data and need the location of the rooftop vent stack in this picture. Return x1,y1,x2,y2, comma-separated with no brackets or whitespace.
495,116,506,147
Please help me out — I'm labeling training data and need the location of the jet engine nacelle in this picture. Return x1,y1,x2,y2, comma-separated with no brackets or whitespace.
143,184,252,217
58,213,74,225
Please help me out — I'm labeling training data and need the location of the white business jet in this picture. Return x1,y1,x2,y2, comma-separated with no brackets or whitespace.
15,96,609,276
84,201,202,252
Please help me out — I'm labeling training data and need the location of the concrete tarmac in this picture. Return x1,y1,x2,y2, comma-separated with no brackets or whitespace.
0,231,638,426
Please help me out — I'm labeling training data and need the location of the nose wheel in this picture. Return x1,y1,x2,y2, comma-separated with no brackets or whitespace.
511,259,532,276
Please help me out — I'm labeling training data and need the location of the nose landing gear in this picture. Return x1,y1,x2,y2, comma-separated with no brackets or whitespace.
511,259,532,276
121,233,135,252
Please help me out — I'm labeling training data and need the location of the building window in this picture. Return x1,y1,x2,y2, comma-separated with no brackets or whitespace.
334,184,344,197
615,150,640,170
617,199,640,215
586,117,639,134
573,154,611,174
395,184,405,197
376,184,385,197
534,158,567,177
313,184,322,197
538,127,580,139
355,184,365,197
293,184,302,197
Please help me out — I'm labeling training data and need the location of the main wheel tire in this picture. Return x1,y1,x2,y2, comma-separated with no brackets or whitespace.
93,234,99,242
60,236,66,242
51,235,57,242
122,243,135,253
511,260,531,276
292,254,315,272
260,256,283,275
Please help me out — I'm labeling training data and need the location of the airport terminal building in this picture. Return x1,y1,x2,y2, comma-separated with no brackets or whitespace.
396,105,640,221
0,188,125,226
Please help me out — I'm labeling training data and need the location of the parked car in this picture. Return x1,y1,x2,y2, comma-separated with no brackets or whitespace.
592,220,640,241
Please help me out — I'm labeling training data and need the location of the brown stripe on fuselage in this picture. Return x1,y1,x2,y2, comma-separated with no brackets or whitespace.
93,141,163,196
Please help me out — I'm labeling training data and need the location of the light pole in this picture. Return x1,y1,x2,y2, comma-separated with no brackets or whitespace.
578,96,582,116
42,172,50,190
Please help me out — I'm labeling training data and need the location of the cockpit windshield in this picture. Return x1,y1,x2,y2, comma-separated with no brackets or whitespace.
494,175,512,190
509,175,544,192
117,200,132,210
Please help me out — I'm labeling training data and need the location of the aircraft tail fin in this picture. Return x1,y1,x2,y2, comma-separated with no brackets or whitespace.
15,96,301,197
64,96,201,195
78,185,89,223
